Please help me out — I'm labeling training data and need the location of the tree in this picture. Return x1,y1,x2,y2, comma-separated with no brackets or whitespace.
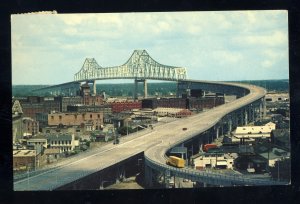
117,126,134,135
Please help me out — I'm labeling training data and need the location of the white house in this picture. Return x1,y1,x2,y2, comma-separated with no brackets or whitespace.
46,133,79,153
191,153,234,170
232,122,276,142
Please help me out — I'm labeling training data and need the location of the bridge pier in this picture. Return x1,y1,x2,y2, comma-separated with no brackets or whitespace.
93,80,96,96
215,126,219,139
262,97,266,118
144,79,148,98
244,108,248,125
134,79,148,99
227,118,232,135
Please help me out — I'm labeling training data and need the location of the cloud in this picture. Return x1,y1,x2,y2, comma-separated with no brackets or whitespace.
262,49,287,60
213,50,243,64
261,60,274,68
63,27,78,36
11,11,288,84
61,14,87,26
233,30,288,47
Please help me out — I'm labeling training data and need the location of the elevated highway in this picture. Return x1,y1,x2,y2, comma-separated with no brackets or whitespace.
144,81,285,186
14,80,287,191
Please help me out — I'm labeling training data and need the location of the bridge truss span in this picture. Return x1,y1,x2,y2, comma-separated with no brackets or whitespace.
74,50,187,82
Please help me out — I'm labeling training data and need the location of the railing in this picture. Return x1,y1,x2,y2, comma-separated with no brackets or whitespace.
145,154,288,186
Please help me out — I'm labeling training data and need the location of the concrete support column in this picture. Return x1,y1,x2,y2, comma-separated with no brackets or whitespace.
227,118,232,135
221,124,224,137
134,79,138,100
254,105,258,121
216,127,219,139
259,102,263,121
263,97,266,118
249,105,253,122
93,80,96,96
144,79,147,98
244,109,248,125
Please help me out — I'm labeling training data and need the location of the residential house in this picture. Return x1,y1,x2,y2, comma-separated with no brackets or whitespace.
46,133,79,153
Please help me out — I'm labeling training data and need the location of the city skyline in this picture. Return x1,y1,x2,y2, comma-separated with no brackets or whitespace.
12,11,288,85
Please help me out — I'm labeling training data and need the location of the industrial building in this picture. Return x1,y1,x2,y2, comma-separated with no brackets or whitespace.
19,96,60,119
153,107,192,117
141,96,225,111
13,149,44,171
109,101,142,113
22,117,39,137
142,98,186,109
48,111,104,131
231,122,276,142
265,93,289,102
54,96,82,112
186,97,225,111
67,104,112,116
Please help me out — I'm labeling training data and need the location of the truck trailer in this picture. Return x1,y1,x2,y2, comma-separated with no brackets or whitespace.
166,156,185,168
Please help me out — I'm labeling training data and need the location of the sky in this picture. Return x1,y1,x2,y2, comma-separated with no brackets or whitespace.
11,11,288,85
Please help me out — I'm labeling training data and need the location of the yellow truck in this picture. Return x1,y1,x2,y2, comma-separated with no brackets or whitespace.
166,156,185,168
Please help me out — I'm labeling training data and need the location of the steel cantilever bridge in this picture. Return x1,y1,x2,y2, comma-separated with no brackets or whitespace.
20,50,287,191
34,50,187,98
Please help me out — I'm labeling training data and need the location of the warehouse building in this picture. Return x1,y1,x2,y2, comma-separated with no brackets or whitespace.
191,152,234,170
231,122,276,143
48,111,104,131
19,96,60,119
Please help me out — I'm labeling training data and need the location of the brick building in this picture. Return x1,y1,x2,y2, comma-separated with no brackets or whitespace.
19,96,60,119
36,112,48,130
186,97,225,110
142,97,225,110
48,111,104,131
67,104,112,115
13,149,44,171
109,101,142,113
80,83,104,105
22,117,39,137
142,98,186,109
54,96,82,112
